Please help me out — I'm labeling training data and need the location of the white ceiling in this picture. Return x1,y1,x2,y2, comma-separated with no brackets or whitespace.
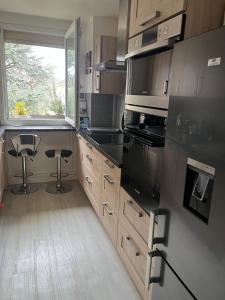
0,0,120,20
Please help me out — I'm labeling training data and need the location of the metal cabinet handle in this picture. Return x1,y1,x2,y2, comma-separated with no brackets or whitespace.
163,80,169,95
104,159,115,169
86,142,92,150
126,236,140,257
139,11,160,27
103,202,113,215
127,200,143,218
148,209,169,248
104,174,114,185
86,154,93,163
84,176,92,185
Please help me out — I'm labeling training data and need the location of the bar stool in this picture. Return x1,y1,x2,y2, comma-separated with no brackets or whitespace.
8,134,41,194
45,149,73,194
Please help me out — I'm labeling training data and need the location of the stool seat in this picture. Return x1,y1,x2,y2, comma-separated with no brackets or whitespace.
45,149,72,158
8,149,37,157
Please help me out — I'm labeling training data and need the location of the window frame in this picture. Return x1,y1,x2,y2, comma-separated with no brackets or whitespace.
0,28,68,126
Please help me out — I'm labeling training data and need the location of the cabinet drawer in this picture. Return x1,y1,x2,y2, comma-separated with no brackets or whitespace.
117,221,150,299
101,158,121,210
120,188,150,244
101,201,118,246
82,164,100,214
79,136,102,179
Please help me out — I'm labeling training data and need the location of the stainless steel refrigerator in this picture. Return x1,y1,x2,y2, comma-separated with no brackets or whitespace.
150,26,225,300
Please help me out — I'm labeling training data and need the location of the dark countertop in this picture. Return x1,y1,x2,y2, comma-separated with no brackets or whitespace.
0,125,75,137
79,129,123,168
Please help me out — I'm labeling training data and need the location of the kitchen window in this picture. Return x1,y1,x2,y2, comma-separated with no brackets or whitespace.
0,21,80,127
5,42,65,120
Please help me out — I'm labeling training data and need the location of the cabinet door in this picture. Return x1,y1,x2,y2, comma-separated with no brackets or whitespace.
129,0,186,37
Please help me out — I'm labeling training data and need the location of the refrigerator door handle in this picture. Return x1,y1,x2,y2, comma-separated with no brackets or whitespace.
148,209,170,248
148,249,165,287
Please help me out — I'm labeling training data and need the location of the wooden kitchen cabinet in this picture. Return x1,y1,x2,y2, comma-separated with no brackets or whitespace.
117,219,151,300
129,0,186,37
185,0,225,39
93,35,124,95
119,188,151,244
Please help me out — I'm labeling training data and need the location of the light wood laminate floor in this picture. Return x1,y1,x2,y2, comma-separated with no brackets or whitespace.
0,181,141,300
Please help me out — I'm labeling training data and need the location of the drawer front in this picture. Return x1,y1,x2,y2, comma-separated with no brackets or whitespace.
82,164,100,214
101,201,118,246
102,158,121,211
120,188,150,243
79,136,102,179
118,220,150,287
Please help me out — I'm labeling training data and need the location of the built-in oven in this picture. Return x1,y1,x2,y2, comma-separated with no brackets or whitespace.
121,107,166,212
125,14,184,115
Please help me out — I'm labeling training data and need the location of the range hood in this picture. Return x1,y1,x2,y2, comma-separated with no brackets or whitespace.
94,0,130,73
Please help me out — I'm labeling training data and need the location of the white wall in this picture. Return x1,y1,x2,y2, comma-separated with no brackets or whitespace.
5,131,78,185
79,16,118,94
0,11,71,36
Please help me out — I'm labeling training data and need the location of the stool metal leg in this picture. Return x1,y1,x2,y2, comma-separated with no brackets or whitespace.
56,156,61,191
10,155,39,195
46,155,72,194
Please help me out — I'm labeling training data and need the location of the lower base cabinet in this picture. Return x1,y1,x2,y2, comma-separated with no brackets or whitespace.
77,134,153,299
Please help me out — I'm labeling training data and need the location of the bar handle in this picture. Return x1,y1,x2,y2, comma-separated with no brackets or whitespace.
139,11,160,27
127,200,143,218
126,236,140,257
85,154,93,163
104,159,115,169
84,176,92,185
104,174,114,185
103,202,113,215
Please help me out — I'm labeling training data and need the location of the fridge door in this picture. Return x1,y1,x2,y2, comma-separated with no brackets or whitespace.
167,26,225,162
150,139,225,300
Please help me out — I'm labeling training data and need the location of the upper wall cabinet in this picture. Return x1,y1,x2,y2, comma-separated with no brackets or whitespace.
93,36,124,95
129,0,225,40
129,0,187,37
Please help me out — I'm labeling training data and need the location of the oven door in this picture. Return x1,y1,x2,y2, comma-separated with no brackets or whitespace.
121,132,162,209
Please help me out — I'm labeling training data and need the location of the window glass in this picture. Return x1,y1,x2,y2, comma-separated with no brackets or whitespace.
5,42,65,119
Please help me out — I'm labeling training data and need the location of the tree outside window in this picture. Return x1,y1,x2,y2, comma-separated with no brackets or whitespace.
5,42,65,119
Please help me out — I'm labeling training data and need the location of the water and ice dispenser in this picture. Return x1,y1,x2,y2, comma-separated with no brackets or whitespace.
183,158,215,223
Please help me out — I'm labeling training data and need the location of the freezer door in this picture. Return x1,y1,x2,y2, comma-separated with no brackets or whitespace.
150,249,197,300
151,139,225,300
